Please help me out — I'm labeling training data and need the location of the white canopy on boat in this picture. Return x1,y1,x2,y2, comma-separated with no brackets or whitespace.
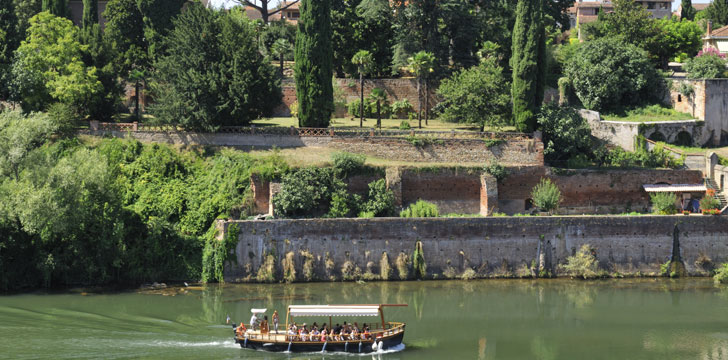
251,308,267,314
288,305,381,317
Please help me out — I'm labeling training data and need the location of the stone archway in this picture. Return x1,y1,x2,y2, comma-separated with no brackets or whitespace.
649,131,666,142
674,131,693,147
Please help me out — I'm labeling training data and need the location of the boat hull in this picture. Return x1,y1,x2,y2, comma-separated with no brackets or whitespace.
236,331,405,353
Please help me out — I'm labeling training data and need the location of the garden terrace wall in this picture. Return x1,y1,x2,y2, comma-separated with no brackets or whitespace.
669,78,728,146
219,216,728,282
81,126,543,166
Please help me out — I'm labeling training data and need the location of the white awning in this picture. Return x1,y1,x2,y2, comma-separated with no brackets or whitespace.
643,184,707,193
288,305,380,317
251,308,267,314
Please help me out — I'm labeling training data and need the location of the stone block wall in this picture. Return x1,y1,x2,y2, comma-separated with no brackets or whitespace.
669,78,728,145
221,216,728,282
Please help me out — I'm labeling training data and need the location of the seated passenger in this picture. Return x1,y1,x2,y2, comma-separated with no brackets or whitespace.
333,323,342,341
350,326,359,340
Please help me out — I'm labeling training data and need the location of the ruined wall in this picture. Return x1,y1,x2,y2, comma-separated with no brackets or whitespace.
273,78,438,117
221,216,728,282
669,78,728,145
400,168,482,214
498,168,704,215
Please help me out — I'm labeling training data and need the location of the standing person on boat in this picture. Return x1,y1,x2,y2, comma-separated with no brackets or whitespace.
272,310,279,334
261,316,269,334
250,311,258,330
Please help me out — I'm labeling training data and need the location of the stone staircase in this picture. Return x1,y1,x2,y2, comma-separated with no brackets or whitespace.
706,178,728,211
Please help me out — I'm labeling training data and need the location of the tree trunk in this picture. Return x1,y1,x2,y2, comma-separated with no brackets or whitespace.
417,77,422,129
376,101,381,129
424,79,429,126
279,58,284,77
135,81,141,121
359,72,364,128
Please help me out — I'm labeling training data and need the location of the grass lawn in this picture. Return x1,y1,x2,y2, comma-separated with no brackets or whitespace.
252,117,515,132
247,146,486,168
601,104,694,122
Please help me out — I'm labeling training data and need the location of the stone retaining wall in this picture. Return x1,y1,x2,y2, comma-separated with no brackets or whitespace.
220,216,728,282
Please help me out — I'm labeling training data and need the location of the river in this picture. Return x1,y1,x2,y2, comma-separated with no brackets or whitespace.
1,279,728,359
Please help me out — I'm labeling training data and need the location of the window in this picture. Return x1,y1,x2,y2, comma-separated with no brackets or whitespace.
647,2,656,9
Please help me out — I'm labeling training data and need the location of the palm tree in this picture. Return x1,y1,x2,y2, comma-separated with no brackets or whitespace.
368,88,387,129
351,50,373,128
271,38,292,77
407,51,435,129
129,69,146,121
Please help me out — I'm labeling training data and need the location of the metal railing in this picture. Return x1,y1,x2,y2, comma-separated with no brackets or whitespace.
239,322,405,343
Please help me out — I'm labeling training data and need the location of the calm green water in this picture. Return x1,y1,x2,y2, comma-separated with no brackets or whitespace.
2,279,728,359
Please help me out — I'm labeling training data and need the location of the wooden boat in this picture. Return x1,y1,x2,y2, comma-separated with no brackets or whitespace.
234,304,407,353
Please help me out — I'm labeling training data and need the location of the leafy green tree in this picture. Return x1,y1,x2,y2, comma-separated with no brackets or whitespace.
82,0,96,29
684,50,728,79
151,3,280,131
657,17,703,61
352,50,373,128
368,88,387,129
0,0,18,99
361,179,395,217
234,0,300,24
511,0,545,133
13,0,41,39
681,0,696,21
295,0,334,128
437,56,511,132
0,110,57,180
407,51,434,129
271,38,293,77
10,11,102,113
703,0,728,27
41,0,66,17
565,38,664,112
536,104,593,164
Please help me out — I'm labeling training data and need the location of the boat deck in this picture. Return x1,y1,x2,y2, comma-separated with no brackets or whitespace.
239,322,405,344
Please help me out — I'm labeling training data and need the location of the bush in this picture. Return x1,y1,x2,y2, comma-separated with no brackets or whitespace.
391,99,414,119
347,99,391,118
560,244,600,279
331,152,366,177
273,167,345,217
700,196,721,211
483,160,509,181
600,142,684,169
361,179,395,217
399,120,411,130
290,100,299,119
327,189,361,218
537,104,593,163
47,103,80,137
714,263,728,284
565,38,665,112
685,50,727,79
400,200,439,218
531,178,562,213
650,192,677,215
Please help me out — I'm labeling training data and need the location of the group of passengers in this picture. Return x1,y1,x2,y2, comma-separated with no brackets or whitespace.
287,321,372,342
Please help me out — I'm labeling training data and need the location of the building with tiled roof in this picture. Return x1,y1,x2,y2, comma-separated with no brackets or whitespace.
704,22,728,54
568,0,672,40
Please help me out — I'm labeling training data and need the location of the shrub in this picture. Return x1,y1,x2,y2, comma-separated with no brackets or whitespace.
392,99,414,119
399,120,411,130
483,160,509,181
400,200,439,218
537,104,593,163
685,51,727,79
347,99,391,118
650,192,678,215
361,179,395,217
460,268,477,280
327,190,361,218
700,195,721,211
290,100,299,119
560,244,600,279
531,178,562,213
273,167,345,217
47,102,80,137
714,263,728,284
565,38,665,112
331,152,366,177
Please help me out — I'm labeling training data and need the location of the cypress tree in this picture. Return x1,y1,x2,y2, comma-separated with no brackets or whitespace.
42,0,67,17
681,0,696,21
294,0,334,128
82,0,97,30
510,0,545,133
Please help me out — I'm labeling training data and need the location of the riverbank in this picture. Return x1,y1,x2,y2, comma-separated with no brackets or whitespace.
218,216,728,283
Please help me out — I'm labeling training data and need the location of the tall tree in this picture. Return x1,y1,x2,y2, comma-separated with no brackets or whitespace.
681,0,696,20
0,0,18,99
351,50,373,128
294,0,334,127
234,0,299,23
10,11,102,112
407,51,435,129
41,0,66,17
13,0,41,39
703,0,728,27
151,4,281,131
82,0,97,29
511,0,545,133
368,88,387,129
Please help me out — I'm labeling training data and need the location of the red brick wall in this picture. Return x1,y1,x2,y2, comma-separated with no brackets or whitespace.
401,169,482,214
